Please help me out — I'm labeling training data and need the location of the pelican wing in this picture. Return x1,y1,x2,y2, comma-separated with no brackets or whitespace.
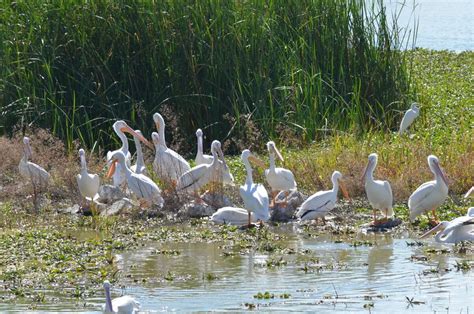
113,295,140,313
277,168,297,189
408,181,436,219
211,207,256,225
297,190,335,220
177,164,210,192
239,182,269,220
129,173,163,205
196,153,213,166
383,180,394,217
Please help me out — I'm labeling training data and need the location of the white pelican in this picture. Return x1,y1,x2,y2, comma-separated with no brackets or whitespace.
363,153,393,225
240,149,270,226
177,140,229,194
107,121,153,187
296,171,349,223
399,103,419,135
107,151,164,207
76,148,100,204
465,187,474,198
264,141,297,206
130,130,146,175
103,280,140,314
408,155,449,225
195,128,213,165
18,137,51,188
420,207,474,244
152,113,190,186
210,207,257,226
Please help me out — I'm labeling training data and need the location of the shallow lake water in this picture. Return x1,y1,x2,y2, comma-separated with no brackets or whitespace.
6,224,471,313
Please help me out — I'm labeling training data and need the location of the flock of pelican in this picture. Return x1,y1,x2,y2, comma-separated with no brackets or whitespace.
18,108,472,245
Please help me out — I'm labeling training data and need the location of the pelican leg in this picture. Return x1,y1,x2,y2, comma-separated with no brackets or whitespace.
372,209,378,226
279,191,289,207
270,191,277,207
430,209,440,226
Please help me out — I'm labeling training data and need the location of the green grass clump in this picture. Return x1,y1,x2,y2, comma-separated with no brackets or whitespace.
0,0,411,153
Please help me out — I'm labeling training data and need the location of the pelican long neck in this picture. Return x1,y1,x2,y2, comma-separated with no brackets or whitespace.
211,146,219,166
158,123,167,148
117,157,131,176
331,175,339,192
366,160,376,181
134,138,144,171
244,158,254,185
430,162,445,187
80,154,87,171
197,134,204,157
22,144,30,163
104,286,113,312
117,130,129,153
269,152,276,171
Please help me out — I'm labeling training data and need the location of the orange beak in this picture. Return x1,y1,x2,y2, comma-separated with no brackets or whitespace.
338,179,350,200
121,126,154,150
107,160,117,179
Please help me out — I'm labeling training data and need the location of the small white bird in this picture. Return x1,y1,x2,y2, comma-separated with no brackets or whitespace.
76,148,100,203
420,207,474,244
265,141,297,207
18,137,51,188
177,140,230,194
195,128,213,165
210,207,257,226
130,130,146,175
240,149,270,227
399,103,420,135
296,171,350,223
108,151,164,208
152,113,191,186
103,280,140,314
107,121,153,187
465,187,474,198
408,155,449,225
363,153,393,225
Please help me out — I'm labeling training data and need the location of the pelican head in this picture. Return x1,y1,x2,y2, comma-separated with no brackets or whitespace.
113,121,153,149
196,128,203,137
241,149,266,168
22,136,33,158
153,112,165,131
106,151,127,179
267,141,283,161
332,171,350,200
467,207,474,217
211,140,228,168
78,148,85,157
103,280,111,290
411,103,419,111
362,153,378,181
427,155,448,186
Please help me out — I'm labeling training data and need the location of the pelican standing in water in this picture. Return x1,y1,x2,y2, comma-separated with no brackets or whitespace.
76,148,100,206
107,121,153,187
265,141,297,207
296,171,350,223
103,280,140,314
177,140,229,195
152,113,190,186
210,207,257,226
408,155,448,225
19,137,51,188
240,149,270,227
363,153,393,225
421,207,474,244
107,151,164,208
399,103,419,135
130,130,146,175
195,128,213,165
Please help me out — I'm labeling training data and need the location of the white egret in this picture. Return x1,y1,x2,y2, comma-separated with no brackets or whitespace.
177,140,229,194
103,280,140,314
107,151,164,207
76,148,100,204
130,130,146,175
107,121,153,187
296,171,350,223
210,207,257,226
264,141,297,207
240,149,270,227
408,155,449,225
420,207,474,244
363,153,393,225
19,137,51,188
152,113,190,186
195,128,213,165
399,103,419,135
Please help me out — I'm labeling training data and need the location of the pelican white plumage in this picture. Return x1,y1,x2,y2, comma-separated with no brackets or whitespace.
107,121,153,187
195,128,213,165
130,130,146,175
296,171,349,223
465,187,474,199
363,153,393,225
210,207,257,226
408,155,449,224
76,148,100,202
264,141,297,206
152,113,190,186
103,280,140,314
18,137,51,188
420,207,474,244
107,151,163,207
240,149,270,226
399,103,419,135
176,140,229,194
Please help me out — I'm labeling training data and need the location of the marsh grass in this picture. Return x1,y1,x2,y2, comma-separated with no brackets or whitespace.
0,0,411,152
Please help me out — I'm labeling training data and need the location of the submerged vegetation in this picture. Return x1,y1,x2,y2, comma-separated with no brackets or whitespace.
1,0,411,152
